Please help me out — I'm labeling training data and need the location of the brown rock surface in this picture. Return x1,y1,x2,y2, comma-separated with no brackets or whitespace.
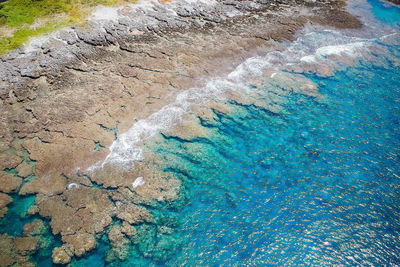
13,237,38,255
0,0,363,264
23,220,47,237
15,162,33,178
121,221,136,237
0,154,22,170
52,244,74,265
116,201,152,225
0,234,32,267
108,226,125,245
0,171,22,193
19,174,66,196
0,193,12,219
62,232,96,257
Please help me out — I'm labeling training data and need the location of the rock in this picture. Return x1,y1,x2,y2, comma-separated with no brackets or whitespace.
19,174,66,196
116,202,152,225
0,154,22,170
15,162,33,178
13,237,38,255
121,221,136,237
52,245,74,265
26,205,39,216
23,220,47,236
0,193,12,219
0,234,33,266
108,226,124,245
38,196,80,235
62,232,96,257
0,171,22,193
0,234,15,267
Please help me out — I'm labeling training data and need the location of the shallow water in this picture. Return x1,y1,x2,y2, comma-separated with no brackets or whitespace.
2,0,399,266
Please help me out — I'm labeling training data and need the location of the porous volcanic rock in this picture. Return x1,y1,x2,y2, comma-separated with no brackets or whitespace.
0,154,22,170
52,244,74,265
0,234,35,266
19,174,66,196
121,221,137,237
62,232,97,257
13,237,39,255
15,162,33,178
0,193,12,219
0,171,22,193
23,220,47,237
115,201,152,225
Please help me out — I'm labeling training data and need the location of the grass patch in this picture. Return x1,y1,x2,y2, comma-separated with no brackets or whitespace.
0,0,138,55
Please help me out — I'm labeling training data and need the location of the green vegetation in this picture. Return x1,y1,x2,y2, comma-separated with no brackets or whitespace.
0,0,137,55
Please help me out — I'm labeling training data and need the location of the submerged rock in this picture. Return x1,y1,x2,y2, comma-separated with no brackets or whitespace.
121,221,137,237
0,0,365,264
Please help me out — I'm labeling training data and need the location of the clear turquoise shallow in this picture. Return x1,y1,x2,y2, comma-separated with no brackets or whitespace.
1,0,399,266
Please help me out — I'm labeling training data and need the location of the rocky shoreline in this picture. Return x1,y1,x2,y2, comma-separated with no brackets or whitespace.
0,0,362,265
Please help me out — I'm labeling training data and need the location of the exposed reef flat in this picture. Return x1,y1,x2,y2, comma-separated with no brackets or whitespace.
0,0,362,265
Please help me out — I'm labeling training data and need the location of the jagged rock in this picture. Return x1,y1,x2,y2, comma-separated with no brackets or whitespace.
0,154,22,169
0,234,16,267
0,234,32,266
15,162,33,178
19,174,66,196
23,220,47,237
13,237,39,255
115,202,152,225
0,0,364,265
0,171,22,193
0,193,12,219
38,195,80,235
108,226,125,245
121,221,136,237
62,232,96,257
52,244,74,265
26,205,39,216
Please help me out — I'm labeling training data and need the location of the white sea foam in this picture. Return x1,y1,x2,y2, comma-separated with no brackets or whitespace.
132,177,145,188
67,183,80,190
